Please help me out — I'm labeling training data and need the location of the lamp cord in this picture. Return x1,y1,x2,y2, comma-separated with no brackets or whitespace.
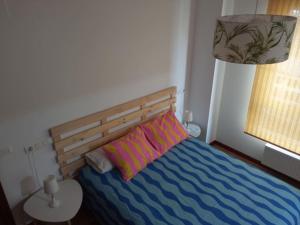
255,0,259,15
32,152,42,188
27,151,42,188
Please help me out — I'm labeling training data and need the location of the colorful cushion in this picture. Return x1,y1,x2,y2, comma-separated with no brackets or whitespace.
140,111,188,154
102,127,160,181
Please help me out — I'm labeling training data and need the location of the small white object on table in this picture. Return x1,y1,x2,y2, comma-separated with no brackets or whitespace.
24,179,82,225
185,122,201,138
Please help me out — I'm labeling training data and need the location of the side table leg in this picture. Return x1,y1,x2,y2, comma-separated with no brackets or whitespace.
67,220,72,225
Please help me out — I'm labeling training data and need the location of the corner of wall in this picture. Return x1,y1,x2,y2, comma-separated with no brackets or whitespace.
187,0,223,141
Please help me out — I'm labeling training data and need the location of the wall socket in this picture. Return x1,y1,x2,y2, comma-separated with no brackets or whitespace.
24,138,52,154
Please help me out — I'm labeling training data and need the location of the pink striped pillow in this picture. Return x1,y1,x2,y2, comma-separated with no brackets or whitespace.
140,111,188,154
102,127,160,181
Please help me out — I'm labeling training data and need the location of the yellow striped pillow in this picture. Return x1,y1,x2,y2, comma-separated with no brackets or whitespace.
103,127,160,181
140,111,188,154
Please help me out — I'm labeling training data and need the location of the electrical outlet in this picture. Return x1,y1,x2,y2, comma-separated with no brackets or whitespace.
24,137,51,154
24,146,34,154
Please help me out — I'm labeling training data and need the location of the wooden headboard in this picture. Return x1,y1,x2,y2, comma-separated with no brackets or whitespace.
49,86,177,178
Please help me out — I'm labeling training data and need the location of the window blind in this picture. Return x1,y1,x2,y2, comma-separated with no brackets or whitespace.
245,0,300,155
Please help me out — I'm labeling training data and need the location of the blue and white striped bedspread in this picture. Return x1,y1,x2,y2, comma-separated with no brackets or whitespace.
79,138,300,225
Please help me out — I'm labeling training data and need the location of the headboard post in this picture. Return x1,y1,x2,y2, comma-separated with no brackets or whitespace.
49,86,177,178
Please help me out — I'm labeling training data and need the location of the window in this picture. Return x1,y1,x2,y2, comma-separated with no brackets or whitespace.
245,0,300,154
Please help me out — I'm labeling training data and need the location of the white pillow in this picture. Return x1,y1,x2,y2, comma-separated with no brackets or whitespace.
85,148,114,173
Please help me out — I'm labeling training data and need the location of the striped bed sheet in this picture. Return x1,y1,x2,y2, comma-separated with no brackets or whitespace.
79,138,300,225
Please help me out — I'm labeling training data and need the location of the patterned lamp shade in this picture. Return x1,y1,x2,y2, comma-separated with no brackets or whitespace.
213,14,297,64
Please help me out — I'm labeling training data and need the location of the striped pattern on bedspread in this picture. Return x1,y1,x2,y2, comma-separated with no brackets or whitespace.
79,138,300,225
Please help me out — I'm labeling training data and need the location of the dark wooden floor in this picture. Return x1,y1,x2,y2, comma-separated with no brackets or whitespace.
211,141,300,189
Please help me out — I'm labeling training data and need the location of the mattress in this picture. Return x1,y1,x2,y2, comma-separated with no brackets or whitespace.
79,138,300,225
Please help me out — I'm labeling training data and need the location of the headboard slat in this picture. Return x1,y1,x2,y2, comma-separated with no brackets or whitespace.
54,97,175,152
58,109,171,177
57,125,133,164
50,86,177,178
50,87,176,139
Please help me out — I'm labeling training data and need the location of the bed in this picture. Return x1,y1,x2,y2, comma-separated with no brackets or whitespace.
79,138,300,225
49,87,300,225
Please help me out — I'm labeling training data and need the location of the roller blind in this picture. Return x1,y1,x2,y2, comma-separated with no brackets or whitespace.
245,0,300,155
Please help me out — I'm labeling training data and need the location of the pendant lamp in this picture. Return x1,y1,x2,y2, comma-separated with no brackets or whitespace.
213,1,297,64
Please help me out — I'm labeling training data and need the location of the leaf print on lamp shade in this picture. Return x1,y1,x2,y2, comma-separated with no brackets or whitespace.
213,14,297,64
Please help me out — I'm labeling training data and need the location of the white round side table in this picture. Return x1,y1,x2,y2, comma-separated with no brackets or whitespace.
185,122,201,138
24,179,82,225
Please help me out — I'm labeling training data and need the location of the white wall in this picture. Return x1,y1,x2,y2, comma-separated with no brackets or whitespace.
0,1,192,223
216,63,266,160
211,0,268,160
188,0,223,140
